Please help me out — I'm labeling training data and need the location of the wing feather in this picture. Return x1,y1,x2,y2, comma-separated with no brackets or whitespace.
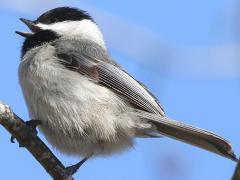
54,40,165,115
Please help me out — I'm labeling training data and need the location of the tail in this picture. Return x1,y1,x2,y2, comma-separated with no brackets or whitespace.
134,111,237,161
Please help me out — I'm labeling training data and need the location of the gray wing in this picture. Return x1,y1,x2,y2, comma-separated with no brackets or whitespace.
54,39,165,115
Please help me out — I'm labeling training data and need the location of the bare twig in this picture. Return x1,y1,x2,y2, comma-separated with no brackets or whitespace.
232,158,240,180
0,102,74,180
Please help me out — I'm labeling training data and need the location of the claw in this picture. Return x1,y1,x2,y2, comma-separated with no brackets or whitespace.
10,136,15,143
10,119,41,146
11,136,24,147
65,157,89,177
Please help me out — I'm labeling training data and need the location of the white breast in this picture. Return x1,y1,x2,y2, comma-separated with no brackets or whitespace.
18,44,137,156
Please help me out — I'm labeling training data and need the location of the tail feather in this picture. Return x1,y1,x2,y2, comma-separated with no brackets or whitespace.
134,111,237,161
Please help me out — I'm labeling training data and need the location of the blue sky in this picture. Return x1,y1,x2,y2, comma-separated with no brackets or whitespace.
0,1,239,180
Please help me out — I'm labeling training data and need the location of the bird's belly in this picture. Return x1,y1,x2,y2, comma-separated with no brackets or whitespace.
20,65,135,156
40,125,134,157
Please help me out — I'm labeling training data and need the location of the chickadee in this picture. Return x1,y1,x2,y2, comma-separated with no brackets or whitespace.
16,7,236,175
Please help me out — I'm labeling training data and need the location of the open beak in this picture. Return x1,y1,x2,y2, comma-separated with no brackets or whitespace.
16,18,41,38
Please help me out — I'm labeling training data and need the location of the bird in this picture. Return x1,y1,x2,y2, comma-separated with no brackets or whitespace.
16,6,237,176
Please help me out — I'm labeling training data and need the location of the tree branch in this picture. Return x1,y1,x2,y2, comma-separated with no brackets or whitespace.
0,102,73,180
232,159,240,180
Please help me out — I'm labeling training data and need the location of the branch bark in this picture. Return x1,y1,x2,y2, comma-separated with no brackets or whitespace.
232,159,240,180
0,102,73,180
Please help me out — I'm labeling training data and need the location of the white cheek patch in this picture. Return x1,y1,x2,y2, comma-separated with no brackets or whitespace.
37,20,106,49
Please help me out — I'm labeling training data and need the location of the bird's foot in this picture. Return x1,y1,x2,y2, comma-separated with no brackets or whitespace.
10,119,41,145
64,156,89,177
25,119,42,135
